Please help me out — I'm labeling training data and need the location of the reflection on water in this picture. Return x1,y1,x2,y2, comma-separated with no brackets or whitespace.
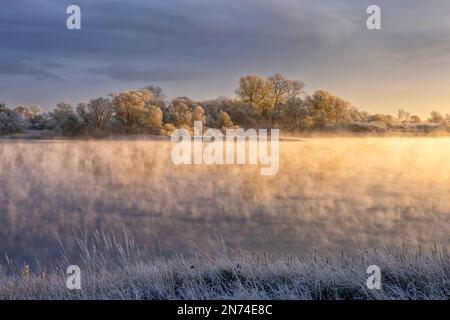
0,137,449,263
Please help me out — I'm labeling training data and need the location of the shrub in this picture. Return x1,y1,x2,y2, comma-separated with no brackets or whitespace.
217,111,234,128
0,104,23,135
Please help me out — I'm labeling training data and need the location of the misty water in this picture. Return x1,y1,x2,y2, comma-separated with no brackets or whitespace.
0,137,449,264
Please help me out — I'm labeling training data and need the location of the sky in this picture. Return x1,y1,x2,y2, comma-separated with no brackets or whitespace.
1,0,450,116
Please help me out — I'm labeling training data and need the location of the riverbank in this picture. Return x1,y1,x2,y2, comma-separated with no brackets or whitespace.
1,235,449,300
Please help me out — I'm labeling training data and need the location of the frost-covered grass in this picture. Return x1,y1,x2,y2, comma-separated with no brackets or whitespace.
0,233,449,300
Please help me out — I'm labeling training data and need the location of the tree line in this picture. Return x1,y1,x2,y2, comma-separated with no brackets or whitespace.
1,74,450,136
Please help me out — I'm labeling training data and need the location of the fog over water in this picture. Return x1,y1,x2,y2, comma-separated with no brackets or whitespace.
0,137,449,264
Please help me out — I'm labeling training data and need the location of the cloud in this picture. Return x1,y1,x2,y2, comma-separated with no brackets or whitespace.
42,62,64,69
1,0,450,113
1,0,447,71
89,64,203,82
0,59,62,81
0,0,360,63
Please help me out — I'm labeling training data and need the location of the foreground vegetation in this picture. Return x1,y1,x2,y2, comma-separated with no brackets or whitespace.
0,233,449,300
1,74,450,137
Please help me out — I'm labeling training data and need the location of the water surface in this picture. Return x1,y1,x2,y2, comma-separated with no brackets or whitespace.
1,137,449,263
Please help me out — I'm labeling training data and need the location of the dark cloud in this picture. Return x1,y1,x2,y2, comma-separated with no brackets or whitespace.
2,0,450,67
0,0,356,63
0,59,62,81
1,0,450,114
89,64,203,82
42,62,64,69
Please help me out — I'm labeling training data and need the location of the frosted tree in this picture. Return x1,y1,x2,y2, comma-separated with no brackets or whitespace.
0,103,23,135
112,90,153,131
235,76,274,113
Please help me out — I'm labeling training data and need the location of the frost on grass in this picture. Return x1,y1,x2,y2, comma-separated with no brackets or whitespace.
0,232,449,300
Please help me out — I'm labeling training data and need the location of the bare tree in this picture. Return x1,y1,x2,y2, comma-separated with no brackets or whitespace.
428,111,446,125
144,86,166,109
269,74,305,106
86,97,114,130
398,109,411,123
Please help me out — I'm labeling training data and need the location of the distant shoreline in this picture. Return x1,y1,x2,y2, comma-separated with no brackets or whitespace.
1,130,450,142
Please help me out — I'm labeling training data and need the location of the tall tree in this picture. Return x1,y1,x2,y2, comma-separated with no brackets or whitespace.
77,97,114,130
307,91,351,129
268,74,305,106
112,90,153,130
235,76,274,112
428,111,446,125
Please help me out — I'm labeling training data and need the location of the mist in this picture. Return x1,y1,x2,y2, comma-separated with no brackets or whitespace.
0,137,449,263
